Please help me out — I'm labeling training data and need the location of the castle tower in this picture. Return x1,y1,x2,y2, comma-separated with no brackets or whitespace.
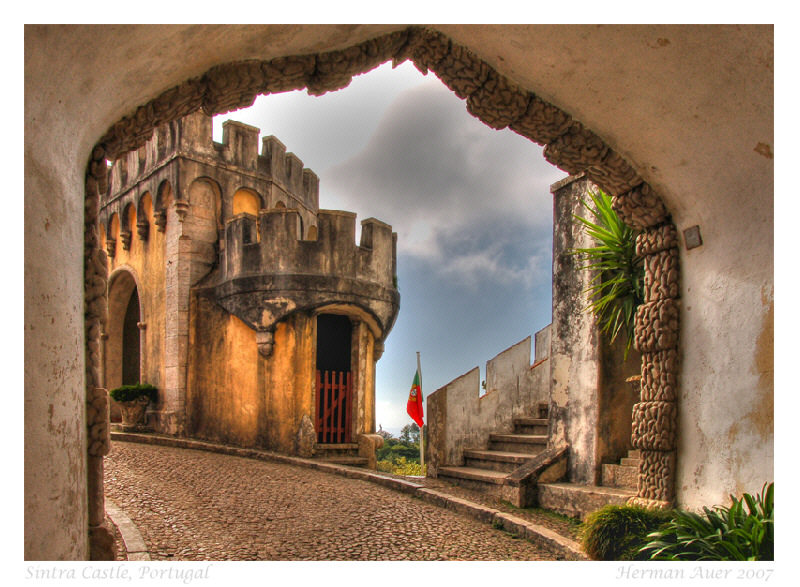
99,111,399,458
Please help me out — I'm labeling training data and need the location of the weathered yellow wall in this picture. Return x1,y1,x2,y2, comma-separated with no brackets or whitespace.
187,304,317,453
353,322,376,436
264,313,315,452
105,200,167,399
187,295,261,447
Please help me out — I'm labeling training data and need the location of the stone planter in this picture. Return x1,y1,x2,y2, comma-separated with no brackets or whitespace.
118,396,150,430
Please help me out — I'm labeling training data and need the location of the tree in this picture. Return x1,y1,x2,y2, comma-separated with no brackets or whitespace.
400,423,420,444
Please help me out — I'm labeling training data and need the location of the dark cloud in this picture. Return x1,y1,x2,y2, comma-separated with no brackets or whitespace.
325,79,564,288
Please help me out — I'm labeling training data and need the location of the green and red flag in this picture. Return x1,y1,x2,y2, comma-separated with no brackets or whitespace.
407,368,424,427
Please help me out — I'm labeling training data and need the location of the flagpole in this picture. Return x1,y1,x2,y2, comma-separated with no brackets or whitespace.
417,351,424,469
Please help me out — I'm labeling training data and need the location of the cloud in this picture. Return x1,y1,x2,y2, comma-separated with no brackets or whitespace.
213,61,434,174
324,78,565,289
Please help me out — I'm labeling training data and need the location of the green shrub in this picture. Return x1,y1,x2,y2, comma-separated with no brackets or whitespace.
640,482,774,561
109,383,158,404
375,457,426,476
376,459,394,473
580,504,673,560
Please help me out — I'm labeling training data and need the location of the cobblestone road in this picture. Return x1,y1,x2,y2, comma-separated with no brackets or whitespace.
105,441,561,561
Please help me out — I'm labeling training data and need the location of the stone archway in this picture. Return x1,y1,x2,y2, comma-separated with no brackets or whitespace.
104,268,145,418
81,29,681,556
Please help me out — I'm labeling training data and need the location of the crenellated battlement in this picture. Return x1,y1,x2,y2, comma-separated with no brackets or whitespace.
224,209,396,285
103,112,319,215
213,207,399,336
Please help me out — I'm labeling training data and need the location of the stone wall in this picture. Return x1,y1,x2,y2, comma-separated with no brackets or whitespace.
217,209,398,335
548,174,642,486
426,330,551,476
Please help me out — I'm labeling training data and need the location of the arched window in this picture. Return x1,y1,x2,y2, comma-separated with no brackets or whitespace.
232,188,261,216
121,288,141,384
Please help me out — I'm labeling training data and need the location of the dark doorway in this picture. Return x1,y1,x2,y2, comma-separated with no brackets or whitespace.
315,314,353,444
122,288,140,385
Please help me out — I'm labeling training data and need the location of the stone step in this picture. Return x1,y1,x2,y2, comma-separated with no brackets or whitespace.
620,457,640,467
463,449,537,473
314,443,360,457
438,466,509,484
538,482,636,520
317,456,369,467
488,433,547,455
312,443,369,467
601,463,638,489
437,466,509,497
627,449,641,459
512,417,549,435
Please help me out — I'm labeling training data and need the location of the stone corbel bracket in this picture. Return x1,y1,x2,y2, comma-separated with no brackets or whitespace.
210,275,399,343
255,329,274,358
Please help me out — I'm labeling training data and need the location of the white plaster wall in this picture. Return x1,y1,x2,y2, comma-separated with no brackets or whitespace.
673,193,774,503
24,107,89,560
24,25,772,558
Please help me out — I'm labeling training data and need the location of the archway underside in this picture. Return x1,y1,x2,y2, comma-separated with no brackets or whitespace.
82,26,680,511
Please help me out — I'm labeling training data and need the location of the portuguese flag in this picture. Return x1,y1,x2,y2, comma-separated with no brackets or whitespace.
407,368,424,427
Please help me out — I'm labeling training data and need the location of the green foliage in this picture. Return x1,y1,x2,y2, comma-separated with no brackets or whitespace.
109,383,158,404
572,188,644,357
399,423,420,444
640,482,774,561
375,426,425,476
580,504,673,561
392,457,425,476
376,425,422,463
376,457,426,476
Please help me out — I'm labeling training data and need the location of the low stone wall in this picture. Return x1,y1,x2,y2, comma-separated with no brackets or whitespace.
426,327,550,476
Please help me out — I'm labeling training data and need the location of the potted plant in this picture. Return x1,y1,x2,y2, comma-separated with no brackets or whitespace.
109,383,157,429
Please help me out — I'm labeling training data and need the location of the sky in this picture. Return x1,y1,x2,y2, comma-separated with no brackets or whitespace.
212,61,568,436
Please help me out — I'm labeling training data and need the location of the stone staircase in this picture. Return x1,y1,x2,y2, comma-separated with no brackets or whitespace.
437,415,549,497
537,450,639,520
435,403,640,519
312,443,368,467
601,449,640,490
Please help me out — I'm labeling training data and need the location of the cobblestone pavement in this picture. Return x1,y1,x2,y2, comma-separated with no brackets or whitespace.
105,441,562,561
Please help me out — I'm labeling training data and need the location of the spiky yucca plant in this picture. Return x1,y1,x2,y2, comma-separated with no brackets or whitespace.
640,482,774,561
572,188,644,357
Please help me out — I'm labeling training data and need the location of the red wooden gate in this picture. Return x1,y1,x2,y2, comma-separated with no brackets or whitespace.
315,370,352,444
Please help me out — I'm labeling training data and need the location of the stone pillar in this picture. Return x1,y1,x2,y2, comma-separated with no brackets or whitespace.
86,387,115,560
84,158,115,560
161,200,191,434
548,173,603,485
612,184,680,509
351,320,377,437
